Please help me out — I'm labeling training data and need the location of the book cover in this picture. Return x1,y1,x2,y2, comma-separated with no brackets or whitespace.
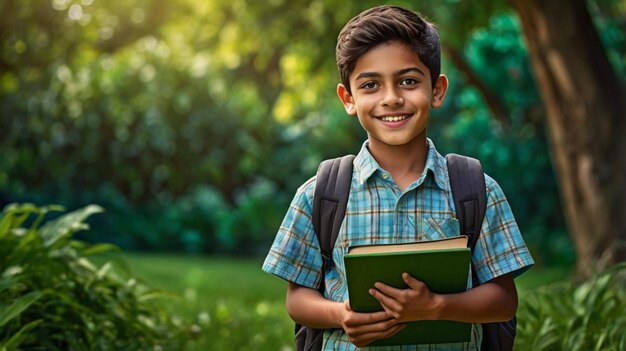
343,236,472,346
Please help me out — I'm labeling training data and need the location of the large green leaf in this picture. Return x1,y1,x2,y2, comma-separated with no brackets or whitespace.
39,205,104,248
0,291,42,328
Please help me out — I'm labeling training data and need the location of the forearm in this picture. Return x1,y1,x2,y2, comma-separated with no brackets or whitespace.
286,282,343,328
435,274,518,323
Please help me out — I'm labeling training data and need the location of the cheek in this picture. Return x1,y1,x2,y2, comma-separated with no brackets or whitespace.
413,93,431,106
353,95,378,110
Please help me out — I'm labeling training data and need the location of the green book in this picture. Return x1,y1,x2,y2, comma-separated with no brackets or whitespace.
343,235,472,346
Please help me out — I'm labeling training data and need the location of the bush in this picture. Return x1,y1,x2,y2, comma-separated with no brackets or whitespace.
36,183,288,255
0,203,190,350
517,262,626,350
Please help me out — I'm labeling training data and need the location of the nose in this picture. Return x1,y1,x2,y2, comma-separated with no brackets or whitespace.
381,87,404,106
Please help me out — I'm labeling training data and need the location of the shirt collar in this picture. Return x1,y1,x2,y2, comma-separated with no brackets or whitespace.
353,138,448,190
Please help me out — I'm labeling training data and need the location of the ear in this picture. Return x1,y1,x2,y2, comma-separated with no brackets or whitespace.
431,74,449,109
337,84,357,116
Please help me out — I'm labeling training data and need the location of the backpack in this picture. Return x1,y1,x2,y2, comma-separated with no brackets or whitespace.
294,154,516,351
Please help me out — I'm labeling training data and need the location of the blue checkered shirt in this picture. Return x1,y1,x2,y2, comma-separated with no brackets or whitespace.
262,139,534,350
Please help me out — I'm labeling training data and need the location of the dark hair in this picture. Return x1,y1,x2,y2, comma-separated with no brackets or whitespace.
336,5,441,93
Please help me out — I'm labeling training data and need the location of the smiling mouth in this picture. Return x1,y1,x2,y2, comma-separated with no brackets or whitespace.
379,114,412,122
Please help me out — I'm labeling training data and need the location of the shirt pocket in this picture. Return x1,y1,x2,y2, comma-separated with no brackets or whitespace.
424,217,461,241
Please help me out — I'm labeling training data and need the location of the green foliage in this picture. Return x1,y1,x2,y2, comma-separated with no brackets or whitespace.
0,203,190,350
517,263,626,351
63,183,288,254
2,0,623,258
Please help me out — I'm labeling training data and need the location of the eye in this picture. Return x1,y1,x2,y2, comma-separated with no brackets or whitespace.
399,78,418,86
360,81,379,90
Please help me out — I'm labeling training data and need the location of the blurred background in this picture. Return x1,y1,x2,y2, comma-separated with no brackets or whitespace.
1,0,625,350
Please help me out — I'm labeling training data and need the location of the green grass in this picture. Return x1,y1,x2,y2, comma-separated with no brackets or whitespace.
97,252,294,350
115,253,286,305
96,253,574,350
516,265,572,291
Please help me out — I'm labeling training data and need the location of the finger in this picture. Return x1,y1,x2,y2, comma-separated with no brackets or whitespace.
369,288,402,316
402,272,426,291
383,323,406,339
348,310,393,326
352,323,406,347
373,281,404,297
346,316,398,335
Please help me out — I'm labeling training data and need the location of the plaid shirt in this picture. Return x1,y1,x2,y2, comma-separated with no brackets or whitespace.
262,139,534,350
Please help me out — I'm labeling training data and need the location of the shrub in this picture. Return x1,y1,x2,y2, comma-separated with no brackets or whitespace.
0,203,189,350
517,262,626,350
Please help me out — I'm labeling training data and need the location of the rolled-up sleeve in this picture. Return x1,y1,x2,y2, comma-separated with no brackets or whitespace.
471,175,534,284
262,178,324,289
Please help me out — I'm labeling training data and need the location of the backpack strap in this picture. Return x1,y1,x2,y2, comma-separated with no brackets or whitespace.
312,155,355,275
446,153,487,252
295,155,354,351
446,155,517,351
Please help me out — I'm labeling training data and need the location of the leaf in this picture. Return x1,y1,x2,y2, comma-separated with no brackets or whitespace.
39,205,104,248
137,290,178,302
79,243,120,257
0,291,43,328
0,266,23,279
0,319,43,350
0,276,21,293
96,261,113,280
0,204,39,237
27,205,65,233
594,331,608,351
0,211,14,237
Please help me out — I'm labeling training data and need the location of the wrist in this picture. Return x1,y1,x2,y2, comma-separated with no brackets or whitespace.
331,301,346,328
431,293,448,320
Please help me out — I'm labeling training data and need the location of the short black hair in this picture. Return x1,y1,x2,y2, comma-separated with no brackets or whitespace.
336,5,441,93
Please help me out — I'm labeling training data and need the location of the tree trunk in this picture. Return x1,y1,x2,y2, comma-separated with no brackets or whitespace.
510,0,626,277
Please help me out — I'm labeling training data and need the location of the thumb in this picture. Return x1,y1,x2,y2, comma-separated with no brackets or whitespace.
403,272,425,290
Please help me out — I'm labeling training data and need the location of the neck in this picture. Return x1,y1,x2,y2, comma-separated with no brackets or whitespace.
367,135,429,186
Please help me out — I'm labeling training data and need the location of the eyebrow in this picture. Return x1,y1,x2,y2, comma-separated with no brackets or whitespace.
398,67,426,76
354,67,426,81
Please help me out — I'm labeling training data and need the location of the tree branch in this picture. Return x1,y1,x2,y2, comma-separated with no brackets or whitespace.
444,45,510,132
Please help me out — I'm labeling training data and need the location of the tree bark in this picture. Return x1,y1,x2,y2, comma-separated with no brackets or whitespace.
510,0,626,277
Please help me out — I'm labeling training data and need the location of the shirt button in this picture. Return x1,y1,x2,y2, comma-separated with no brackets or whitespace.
382,173,389,180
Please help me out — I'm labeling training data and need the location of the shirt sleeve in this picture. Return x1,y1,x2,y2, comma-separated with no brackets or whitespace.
471,175,535,284
261,178,324,289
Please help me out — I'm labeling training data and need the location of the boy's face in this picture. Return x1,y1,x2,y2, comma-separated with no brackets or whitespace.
337,41,447,149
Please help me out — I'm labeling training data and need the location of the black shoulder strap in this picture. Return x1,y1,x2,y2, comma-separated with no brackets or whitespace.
312,155,355,288
446,153,487,251
294,155,354,351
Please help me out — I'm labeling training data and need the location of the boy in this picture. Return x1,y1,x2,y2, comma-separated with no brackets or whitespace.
262,5,534,350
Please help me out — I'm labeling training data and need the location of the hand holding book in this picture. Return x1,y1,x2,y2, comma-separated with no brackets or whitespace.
337,300,406,347
343,235,472,346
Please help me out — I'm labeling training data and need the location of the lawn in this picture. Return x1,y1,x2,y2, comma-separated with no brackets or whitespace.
98,252,571,351
103,253,293,350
